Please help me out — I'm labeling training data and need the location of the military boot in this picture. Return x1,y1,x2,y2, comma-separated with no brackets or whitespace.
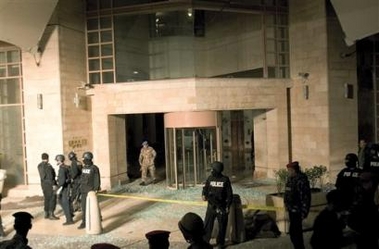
48,212,60,220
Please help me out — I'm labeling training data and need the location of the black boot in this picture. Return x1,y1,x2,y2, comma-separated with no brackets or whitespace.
49,212,59,220
44,211,49,219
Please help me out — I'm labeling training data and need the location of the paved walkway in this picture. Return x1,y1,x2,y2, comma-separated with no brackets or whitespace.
0,177,355,249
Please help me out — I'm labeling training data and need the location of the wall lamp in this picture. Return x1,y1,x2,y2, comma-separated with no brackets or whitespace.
37,93,43,109
298,72,310,100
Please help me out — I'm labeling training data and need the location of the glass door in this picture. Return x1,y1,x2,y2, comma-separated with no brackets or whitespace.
165,127,217,189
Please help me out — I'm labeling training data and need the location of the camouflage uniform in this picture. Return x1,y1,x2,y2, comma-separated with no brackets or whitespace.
139,143,157,184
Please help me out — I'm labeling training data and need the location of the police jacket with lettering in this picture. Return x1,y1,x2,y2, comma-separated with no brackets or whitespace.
37,161,57,186
284,171,311,218
80,163,101,193
335,166,362,196
368,156,379,175
202,173,233,209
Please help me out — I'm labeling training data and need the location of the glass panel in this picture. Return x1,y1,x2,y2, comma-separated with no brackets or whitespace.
278,53,289,65
113,11,264,81
88,46,99,57
102,58,113,70
102,71,114,83
266,40,276,53
276,27,288,39
7,51,20,63
89,59,100,70
100,17,112,29
267,53,276,65
0,66,5,77
0,79,20,104
0,52,6,64
0,106,24,185
87,18,99,30
279,66,289,78
266,27,275,39
86,0,98,11
8,65,20,76
101,44,113,56
267,67,276,78
89,72,101,84
87,32,99,44
100,30,112,42
99,0,111,9
165,127,216,189
278,41,289,52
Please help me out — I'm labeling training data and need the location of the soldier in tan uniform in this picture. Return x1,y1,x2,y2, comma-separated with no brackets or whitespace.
139,141,157,186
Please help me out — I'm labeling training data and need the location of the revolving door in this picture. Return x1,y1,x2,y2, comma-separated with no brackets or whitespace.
164,111,220,189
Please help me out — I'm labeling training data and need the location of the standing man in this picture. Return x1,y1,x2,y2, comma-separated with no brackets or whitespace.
68,151,82,212
202,161,233,249
284,161,311,249
139,141,157,186
37,153,59,220
358,139,370,169
78,151,100,229
0,212,33,249
55,154,74,225
335,153,362,211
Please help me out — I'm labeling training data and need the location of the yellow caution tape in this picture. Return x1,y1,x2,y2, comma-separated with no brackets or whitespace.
97,193,284,211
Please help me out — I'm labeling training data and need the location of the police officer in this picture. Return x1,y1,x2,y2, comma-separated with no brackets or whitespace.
78,151,101,229
56,154,74,225
178,212,212,249
335,153,362,211
202,161,233,249
37,153,59,220
68,151,82,212
0,212,33,249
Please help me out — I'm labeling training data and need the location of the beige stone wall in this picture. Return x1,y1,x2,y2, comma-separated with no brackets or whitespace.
23,0,89,187
289,0,358,181
326,5,358,178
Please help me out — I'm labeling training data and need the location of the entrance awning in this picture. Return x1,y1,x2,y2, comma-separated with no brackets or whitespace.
330,0,379,45
0,0,59,53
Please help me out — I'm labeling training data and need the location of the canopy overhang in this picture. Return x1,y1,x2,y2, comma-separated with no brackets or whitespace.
0,0,59,53
330,0,379,45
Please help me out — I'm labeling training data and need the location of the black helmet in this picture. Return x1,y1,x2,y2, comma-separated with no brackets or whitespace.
82,151,93,160
345,153,358,168
68,151,76,160
178,212,205,239
55,154,65,162
211,161,224,174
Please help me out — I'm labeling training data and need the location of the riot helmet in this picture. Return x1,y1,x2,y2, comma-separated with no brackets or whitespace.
345,153,358,168
68,151,77,161
82,151,93,160
55,154,65,163
178,212,205,241
211,161,224,175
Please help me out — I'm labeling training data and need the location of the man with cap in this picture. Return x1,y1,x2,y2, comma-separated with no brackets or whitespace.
284,161,311,249
37,153,59,220
138,141,157,186
0,211,33,249
178,212,212,249
202,161,233,249
145,230,170,249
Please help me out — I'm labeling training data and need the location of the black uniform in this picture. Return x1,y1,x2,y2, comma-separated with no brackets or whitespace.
57,164,74,225
69,157,82,211
335,167,362,211
202,162,233,248
284,162,311,249
78,158,100,229
37,156,58,219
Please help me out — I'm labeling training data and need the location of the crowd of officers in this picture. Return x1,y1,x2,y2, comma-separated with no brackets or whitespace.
37,151,100,229
333,140,379,249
